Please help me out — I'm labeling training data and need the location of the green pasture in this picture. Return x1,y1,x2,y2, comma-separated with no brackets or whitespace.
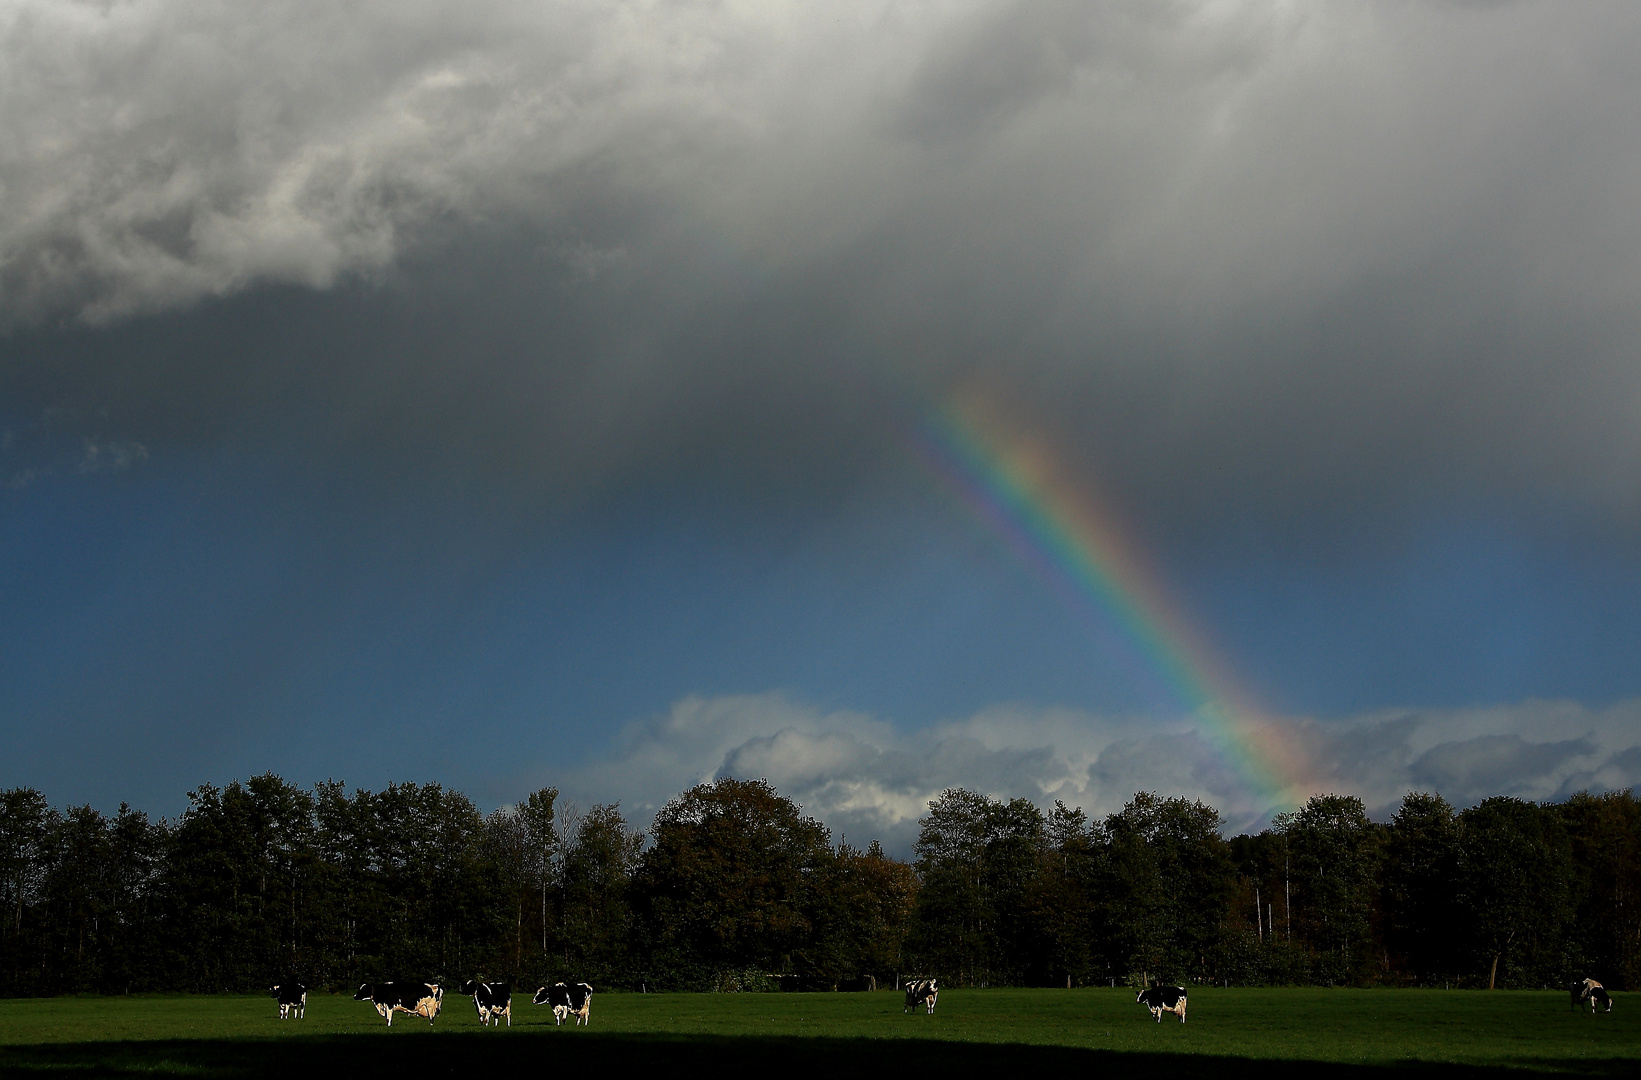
0,987,1635,1077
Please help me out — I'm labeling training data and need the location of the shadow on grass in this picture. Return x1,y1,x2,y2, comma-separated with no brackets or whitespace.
1,1031,1632,1079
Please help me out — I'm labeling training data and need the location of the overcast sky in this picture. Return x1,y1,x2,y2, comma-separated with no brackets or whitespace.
5,0,1641,849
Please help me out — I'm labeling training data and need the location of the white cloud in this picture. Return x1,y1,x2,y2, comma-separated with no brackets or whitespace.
567,692,891,814
567,692,1641,853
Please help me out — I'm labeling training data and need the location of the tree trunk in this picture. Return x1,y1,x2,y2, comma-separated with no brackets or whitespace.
1489,952,1500,989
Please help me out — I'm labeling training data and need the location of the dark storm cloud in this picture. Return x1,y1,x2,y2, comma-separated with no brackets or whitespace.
1409,733,1596,805
5,1,1641,538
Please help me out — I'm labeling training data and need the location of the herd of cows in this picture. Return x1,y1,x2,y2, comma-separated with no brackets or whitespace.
268,980,594,1027
896,978,1192,1024
268,978,945,1025
265,974,1614,1028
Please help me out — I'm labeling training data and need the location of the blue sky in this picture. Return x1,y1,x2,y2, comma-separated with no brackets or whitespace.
5,1,1641,847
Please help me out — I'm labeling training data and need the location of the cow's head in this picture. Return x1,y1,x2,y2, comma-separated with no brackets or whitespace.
532,986,552,1005
353,983,373,1000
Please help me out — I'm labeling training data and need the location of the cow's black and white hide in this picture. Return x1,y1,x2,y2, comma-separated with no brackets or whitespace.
459,980,511,1026
354,982,443,1026
1590,985,1614,1013
271,983,306,1019
533,981,594,1025
1137,985,1187,1023
903,978,938,1014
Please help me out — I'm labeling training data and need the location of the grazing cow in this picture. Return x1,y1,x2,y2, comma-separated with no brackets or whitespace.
902,978,937,1014
271,983,306,1020
534,981,594,1026
1137,985,1187,1023
353,982,443,1026
459,980,512,1027
1570,978,1611,1012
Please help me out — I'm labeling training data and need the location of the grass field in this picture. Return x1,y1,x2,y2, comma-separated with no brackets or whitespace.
0,987,1635,1077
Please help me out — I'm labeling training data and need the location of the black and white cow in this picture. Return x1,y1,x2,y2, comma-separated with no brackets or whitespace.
1572,978,1614,1013
903,978,938,1014
459,980,512,1027
270,983,306,1019
1571,978,1613,1013
1137,985,1187,1023
353,982,443,1026
533,981,594,1026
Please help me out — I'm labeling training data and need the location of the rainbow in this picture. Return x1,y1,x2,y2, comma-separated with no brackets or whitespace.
911,390,1313,810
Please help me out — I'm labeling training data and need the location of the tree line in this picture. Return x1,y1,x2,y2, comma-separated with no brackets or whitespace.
1,776,1636,996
